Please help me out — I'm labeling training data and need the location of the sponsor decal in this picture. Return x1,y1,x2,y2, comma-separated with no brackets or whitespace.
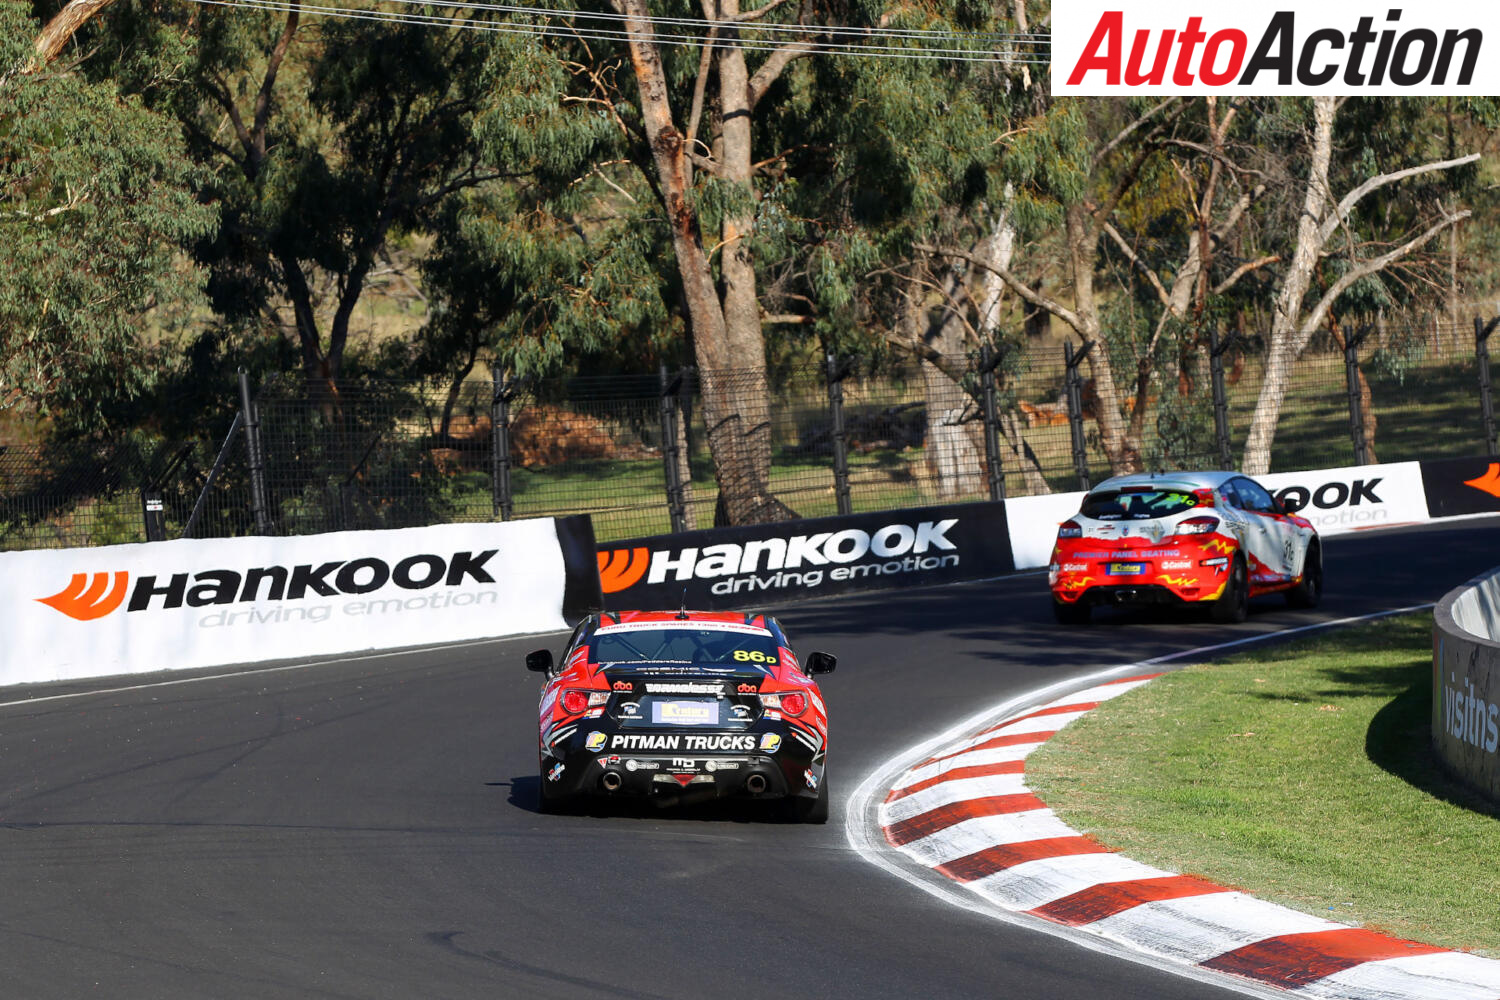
1465,462,1500,498
1419,456,1500,517
645,682,721,695
652,700,720,725
612,680,633,691
1061,563,1089,572
759,733,782,754
36,550,500,622
670,758,698,770
804,768,820,790
599,501,1013,608
585,731,607,752
730,705,753,721
736,682,758,693
706,759,739,771
1055,2,1489,96
1161,560,1192,569
1275,478,1384,513
1200,556,1229,567
597,547,650,594
621,520,959,585
1133,549,1181,558
1442,670,1500,753
609,733,758,752
547,762,565,782
37,572,130,621
621,703,641,718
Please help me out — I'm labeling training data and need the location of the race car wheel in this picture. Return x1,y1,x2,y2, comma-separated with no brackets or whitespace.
537,766,573,815
1052,599,1091,625
1211,555,1249,625
1286,541,1322,609
782,776,829,824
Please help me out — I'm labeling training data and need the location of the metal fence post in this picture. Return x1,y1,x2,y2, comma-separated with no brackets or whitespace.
490,378,519,521
1476,315,1499,456
978,343,1005,501
237,368,273,535
1343,325,1372,466
659,365,688,534
1208,328,1235,469
1063,340,1094,491
826,354,853,516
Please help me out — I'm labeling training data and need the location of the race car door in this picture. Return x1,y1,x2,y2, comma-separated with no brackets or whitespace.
1230,476,1297,582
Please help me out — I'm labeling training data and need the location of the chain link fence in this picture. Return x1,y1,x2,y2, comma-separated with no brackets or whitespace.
5,318,1497,550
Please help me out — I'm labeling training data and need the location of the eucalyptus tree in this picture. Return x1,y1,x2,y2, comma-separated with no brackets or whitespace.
0,0,213,432
84,3,518,390
1239,96,1479,475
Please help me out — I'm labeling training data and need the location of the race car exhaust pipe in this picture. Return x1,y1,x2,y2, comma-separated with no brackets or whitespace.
745,774,768,795
601,771,623,792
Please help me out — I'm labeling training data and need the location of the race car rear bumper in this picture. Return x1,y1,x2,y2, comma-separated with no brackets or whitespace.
541,731,825,804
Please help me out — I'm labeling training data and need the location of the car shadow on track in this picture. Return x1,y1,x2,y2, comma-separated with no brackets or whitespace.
505,774,818,824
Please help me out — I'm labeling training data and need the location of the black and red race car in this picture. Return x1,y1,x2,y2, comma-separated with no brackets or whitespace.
526,610,836,822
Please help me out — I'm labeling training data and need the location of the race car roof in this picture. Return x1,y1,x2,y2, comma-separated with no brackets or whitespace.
595,609,774,636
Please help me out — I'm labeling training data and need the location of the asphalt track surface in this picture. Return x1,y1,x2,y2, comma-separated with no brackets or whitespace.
3,517,1498,1000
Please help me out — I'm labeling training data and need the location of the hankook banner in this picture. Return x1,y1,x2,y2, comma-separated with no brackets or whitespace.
1053,1,1490,95
596,501,1014,610
1,517,601,687
1418,455,1500,518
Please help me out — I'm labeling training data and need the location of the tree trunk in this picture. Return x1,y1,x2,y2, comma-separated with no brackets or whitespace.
1242,98,1336,476
617,0,782,526
1066,204,1140,473
912,297,984,499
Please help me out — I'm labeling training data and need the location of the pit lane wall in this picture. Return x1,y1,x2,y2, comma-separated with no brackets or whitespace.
1433,566,1500,804
0,517,601,688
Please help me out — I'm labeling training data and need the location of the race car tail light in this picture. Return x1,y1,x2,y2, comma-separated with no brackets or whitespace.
560,690,607,715
1057,520,1083,538
1175,516,1220,535
760,692,808,716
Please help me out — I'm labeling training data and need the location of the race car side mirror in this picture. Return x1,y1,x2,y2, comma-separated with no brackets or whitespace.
525,649,553,672
806,651,837,674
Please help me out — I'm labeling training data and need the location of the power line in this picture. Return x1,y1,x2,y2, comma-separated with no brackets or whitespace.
181,0,1051,63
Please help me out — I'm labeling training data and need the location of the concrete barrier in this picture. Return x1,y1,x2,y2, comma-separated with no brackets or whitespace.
1432,566,1500,803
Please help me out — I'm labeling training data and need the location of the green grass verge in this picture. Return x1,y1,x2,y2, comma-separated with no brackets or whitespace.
1026,613,1500,957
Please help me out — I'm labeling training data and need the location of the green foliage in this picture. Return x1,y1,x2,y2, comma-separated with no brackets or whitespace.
0,1,214,432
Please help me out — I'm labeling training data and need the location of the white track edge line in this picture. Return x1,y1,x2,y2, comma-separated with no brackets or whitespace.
843,603,1435,1000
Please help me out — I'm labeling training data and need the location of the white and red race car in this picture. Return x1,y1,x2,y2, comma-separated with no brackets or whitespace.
1049,471,1322,624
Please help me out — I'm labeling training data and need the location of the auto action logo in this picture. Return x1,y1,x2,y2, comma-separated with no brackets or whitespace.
1053,3,1489,95
598,520,961,597
36,550,499,623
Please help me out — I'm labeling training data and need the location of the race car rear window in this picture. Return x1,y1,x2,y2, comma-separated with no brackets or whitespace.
591,628,783,671
1081,488,1200,520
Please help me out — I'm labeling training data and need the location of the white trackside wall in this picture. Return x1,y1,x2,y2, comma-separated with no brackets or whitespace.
1003,462,1430,570
1,520,574,687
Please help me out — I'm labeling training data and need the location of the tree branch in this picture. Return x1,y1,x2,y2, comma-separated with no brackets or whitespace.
917,242,1085,333
1317,153,1480,246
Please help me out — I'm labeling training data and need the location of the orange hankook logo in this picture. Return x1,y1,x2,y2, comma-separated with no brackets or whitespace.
1464,463,1500,499
596,548,649,594
37,572,129,620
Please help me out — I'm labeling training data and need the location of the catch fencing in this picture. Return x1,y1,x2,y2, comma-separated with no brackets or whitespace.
4,317,1498,549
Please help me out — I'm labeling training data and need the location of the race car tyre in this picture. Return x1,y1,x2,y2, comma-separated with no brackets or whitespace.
1286,541,1323,609
1052,599,1091,625
1211,555,1249,624
782,777,829,824
537,768,573,815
